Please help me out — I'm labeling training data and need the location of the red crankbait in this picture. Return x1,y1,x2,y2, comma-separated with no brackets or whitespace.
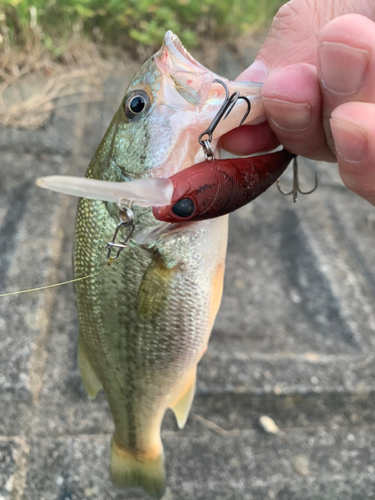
152,149,294,223
37,80,317,239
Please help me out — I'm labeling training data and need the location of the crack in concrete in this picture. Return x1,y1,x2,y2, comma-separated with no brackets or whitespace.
9,101,91,500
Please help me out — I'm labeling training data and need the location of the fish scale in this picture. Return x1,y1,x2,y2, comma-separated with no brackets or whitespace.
75,198,213,373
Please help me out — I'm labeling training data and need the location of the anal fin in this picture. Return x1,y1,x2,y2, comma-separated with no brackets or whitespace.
77,338,102,399
170,369,196,429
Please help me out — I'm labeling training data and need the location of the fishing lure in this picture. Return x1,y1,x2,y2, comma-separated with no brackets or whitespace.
37,80,316,227
152,149,295,222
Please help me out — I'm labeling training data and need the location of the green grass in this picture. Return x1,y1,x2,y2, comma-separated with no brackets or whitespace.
1,0,283,59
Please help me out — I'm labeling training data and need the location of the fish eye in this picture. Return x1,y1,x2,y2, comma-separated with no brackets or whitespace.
130,96,145,113
172,198,195,218
124,90,150,120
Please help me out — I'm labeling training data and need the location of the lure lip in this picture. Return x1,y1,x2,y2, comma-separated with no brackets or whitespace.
36,175,174,208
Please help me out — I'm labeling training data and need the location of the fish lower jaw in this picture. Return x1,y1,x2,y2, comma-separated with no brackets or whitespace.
134,219,204,245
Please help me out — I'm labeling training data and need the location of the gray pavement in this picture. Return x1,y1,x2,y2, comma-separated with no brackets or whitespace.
1,47,375,500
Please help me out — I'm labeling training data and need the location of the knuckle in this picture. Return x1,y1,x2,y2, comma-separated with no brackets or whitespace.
274,1,301,24
269,2,302,39
265,0,322,59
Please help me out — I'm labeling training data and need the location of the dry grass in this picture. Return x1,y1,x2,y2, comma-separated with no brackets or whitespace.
0,40,125,129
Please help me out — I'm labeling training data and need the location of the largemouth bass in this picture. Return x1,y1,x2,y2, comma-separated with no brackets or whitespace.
74,31,263,498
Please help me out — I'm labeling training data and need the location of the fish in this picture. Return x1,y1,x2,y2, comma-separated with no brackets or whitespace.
69,31,265,498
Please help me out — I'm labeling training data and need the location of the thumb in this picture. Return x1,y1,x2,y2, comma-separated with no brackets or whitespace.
238,0,369,82
234,0,360,161
238,1,322,82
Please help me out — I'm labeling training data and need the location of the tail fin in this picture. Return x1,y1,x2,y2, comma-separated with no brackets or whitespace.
110,439,166,499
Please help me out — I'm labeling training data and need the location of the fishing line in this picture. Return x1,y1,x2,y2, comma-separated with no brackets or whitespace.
0,259,114,298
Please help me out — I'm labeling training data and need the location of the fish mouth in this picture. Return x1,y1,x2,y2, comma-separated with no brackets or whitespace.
161,31,214,76
151,32,265,179
156,31,264,136
155,31,217,108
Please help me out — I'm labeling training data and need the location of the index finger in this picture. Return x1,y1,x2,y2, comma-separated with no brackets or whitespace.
318,14,375,154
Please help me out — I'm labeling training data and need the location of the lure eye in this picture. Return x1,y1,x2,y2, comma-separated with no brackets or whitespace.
171,198,195,218
124,90,150,120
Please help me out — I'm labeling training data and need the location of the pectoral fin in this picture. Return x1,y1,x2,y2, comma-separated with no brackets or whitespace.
77,338,102,399
137,254,179,320
170,369,196,429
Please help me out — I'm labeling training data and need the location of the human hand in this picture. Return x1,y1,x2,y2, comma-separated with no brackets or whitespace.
221,2,375,207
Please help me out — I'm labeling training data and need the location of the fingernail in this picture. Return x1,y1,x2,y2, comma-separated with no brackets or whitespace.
263,98,311,132
330,118,368,162
319,42,369,95
242,59,267,83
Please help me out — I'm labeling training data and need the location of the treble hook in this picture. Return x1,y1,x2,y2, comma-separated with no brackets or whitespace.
106,205,135,260
276,155,318,203
198,79,251,160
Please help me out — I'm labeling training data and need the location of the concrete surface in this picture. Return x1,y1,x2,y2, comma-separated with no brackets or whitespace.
1,47,375,500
